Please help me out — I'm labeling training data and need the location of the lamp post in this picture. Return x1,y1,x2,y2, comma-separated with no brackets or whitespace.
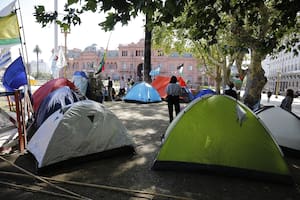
275,71,281,98
141,57,144,81
61,26,70,77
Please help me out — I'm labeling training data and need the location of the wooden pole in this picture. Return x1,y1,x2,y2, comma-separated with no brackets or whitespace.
14,90,25,152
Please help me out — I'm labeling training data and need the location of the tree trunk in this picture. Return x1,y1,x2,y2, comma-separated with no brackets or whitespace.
215,65,222,94
144,13,152,83
242,49,267,110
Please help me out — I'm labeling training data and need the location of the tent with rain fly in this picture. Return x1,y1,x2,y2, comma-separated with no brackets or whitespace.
27,100,135,168
35,86,84,128
123,81,161,103
152,95,292,183
32,78,76,112
255,106,300,157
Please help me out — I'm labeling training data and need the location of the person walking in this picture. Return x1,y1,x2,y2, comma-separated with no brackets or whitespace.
166,76,182,123
280,89,294,112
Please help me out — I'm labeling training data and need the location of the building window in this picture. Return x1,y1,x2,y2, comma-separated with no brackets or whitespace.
188,65,193,71
122,51,128,56
122,63,127,70
136,50,144,57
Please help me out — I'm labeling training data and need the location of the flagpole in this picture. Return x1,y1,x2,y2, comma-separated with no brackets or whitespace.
16,0,33,149
16,0,30,82
95,32,112,75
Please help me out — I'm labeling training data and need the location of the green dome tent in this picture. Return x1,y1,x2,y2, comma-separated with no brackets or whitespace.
152,95,292,183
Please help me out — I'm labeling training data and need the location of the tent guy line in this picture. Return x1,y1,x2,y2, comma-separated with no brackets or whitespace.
0,155,91,200
0,170,194,200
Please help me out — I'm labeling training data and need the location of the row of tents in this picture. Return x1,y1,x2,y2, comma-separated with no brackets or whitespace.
8,75,299,184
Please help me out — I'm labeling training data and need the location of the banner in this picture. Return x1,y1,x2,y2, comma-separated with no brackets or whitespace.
0,13,21,47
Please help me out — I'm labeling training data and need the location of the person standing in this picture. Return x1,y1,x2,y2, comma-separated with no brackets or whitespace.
119,76,126,96
107,76,113,101
280,89,294,112
166,76,182,122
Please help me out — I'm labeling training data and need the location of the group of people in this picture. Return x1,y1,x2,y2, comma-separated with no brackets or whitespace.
166,76,295,123
223,81,295,112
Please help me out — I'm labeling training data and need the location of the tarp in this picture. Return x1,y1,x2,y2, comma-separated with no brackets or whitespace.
72,71,88,96
123,81,161,103
32,78,76,112
256,106,300,156
194,88,216,99
28,100,135,168
152,95,292,183
151,76,187,99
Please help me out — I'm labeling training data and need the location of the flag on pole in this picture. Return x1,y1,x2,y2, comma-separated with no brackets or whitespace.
0,0,16,17
177,63,184,70
56,46,67,69
0,48,11,68
2,56,28,91
95,52,106,75
149,66,161,76
0,13,21,47
177,63,184,75
95,32,112,75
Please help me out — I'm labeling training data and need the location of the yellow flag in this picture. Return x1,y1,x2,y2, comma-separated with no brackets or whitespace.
0,13,20,47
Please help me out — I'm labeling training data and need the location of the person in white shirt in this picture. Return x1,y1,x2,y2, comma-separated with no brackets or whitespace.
166,76,182,122
119,76,126,96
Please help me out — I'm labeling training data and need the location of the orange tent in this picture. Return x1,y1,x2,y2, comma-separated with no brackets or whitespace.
151,76,187,99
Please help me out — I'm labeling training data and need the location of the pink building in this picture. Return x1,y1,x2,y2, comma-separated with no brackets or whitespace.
67,39,212,89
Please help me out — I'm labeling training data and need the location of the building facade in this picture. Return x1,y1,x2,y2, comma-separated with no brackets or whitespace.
67,39,213,89
262,49,300,95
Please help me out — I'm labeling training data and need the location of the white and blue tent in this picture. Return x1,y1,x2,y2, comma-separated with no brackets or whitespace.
123,82,161,103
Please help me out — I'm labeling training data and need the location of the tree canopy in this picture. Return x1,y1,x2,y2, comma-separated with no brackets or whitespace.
34,0,299,108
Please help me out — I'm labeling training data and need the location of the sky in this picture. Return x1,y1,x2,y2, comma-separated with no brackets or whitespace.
11,0,145,65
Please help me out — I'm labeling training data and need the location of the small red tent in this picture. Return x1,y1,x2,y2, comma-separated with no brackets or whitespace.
151,76,187,99
32,78,76,112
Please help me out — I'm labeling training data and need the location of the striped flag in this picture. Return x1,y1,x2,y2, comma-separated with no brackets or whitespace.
0,0,16,17
95,52,106,74
0,48,11,68
0,13,21,47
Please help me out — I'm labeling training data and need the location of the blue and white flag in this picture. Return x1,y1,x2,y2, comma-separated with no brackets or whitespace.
149,66,161,76
0,0,16,17
0,48,11,68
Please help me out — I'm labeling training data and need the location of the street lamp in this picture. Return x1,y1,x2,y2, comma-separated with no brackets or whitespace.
141,57,144,81
61,26,70,77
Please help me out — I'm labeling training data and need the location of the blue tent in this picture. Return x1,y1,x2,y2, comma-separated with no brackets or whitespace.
123,82,161,103
194,88,216,99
